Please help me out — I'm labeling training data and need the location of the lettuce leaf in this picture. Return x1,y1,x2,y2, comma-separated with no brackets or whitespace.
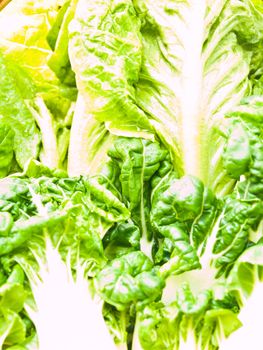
0,53,40,169
134,0,263,194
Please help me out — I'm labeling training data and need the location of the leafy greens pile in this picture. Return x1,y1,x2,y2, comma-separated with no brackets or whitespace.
0,0,262,349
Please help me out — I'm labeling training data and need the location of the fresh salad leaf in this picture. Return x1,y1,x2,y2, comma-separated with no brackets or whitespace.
0,53,40,169
0,0,262,349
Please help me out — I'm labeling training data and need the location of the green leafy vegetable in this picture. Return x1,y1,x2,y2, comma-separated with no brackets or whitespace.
0,53,40,169
0,0,262,349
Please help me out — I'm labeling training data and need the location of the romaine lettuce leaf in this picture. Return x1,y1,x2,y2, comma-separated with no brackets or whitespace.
67,0,155,176
0,53,40,170
134,0,263,195
0,0,65,86
0,0,77,174
68,0,153,135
